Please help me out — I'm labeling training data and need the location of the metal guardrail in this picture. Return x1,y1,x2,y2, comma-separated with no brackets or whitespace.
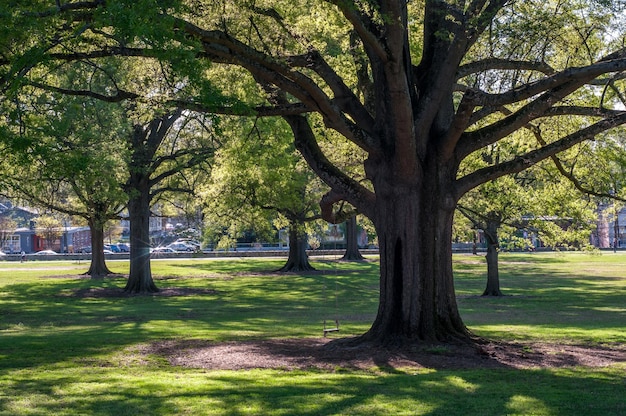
2,247,622,261
0,249,377,261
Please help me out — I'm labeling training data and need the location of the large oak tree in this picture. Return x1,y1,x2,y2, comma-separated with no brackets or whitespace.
2,0,625,344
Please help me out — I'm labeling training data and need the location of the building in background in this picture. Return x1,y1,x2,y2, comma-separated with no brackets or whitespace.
594,204,626,248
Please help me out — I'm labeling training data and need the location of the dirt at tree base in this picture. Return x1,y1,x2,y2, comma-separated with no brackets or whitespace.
142,337,626,371
60,282,625,371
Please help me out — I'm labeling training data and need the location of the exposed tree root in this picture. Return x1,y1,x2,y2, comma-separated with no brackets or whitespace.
276,259,316,272
81,267,114,279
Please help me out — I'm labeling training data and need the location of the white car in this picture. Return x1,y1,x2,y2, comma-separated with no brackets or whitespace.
0,250,6,257
34,250,58,255
150,247,176,253
175,239,201,249
167,242,195,252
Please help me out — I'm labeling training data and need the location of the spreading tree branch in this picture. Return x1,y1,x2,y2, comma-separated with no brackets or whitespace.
455,112,626,198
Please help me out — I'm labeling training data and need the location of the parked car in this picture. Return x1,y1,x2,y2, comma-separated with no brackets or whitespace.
167,242,195,252
0,250,6,257
150,246,176,253
104,244,121,253
34,250,58,255
103,249,114,254
80,246,92,254
117,243,130,252
175,239,201,249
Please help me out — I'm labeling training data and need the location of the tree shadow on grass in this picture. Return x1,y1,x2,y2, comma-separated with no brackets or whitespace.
2,363,624,416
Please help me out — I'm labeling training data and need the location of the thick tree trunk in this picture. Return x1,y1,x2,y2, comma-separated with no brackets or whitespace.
341,215,365,261
482,223,503,296
124,185,158,293
359,177,470,345
277,222,314,272
286,97,471,345
84,219,113,278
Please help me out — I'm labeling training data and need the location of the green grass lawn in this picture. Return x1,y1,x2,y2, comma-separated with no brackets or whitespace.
0,252,624,415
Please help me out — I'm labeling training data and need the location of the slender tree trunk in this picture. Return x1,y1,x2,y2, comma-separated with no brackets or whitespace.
482,222,503,296
341,215,365,261
84,218,113,278
614,210,620,251
359,170,470,345
472,231,478,255
124,182,158,293
277,220,314,272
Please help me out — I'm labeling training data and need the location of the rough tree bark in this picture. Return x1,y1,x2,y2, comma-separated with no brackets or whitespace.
358,158,469,344
124,185,158,293
289,114,471,344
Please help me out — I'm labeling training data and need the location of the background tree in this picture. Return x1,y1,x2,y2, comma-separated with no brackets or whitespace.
458,175,532,296
0,86,129,276
342,215,365,261
458,167,596,296
456,124,599,296
319,127,370,261
203,116,326,271
33,214,62,250
103,221,124,246
2,0,626,345
123,109,218,293
0,216,17,253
